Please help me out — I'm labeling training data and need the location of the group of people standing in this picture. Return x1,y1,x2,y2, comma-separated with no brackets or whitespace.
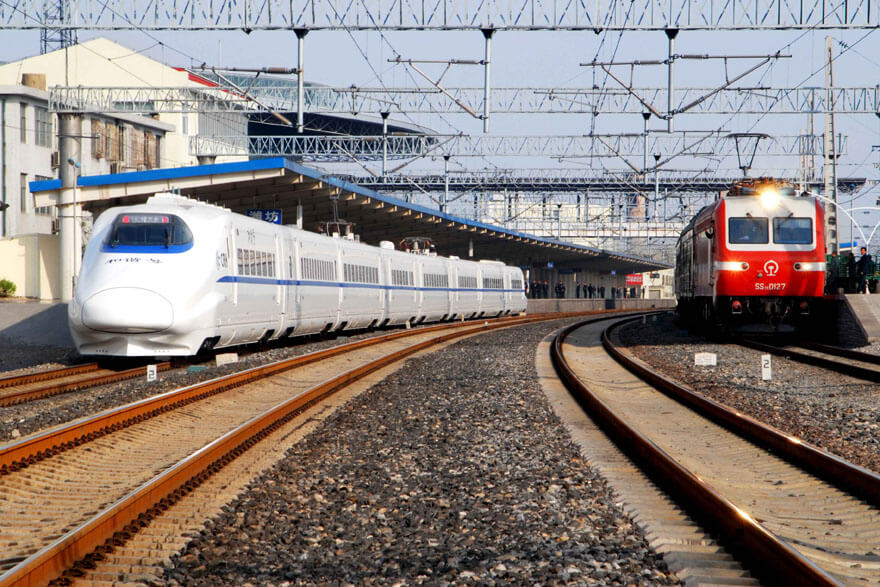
826,246,874,294
527,281,640,299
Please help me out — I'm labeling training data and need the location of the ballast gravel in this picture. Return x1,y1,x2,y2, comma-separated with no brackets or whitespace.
619,313,880,474
163,321,679,586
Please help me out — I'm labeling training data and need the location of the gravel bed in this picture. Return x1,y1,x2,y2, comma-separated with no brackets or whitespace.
0,328,425,443
619,313,880,473
163,320,679,586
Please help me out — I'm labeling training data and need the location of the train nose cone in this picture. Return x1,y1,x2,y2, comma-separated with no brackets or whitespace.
80,288,173,333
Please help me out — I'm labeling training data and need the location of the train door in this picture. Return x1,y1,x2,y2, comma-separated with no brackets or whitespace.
230,228,238,305
383,252,392,322
450,263,458,314
273,234,283,312
290,237,302,327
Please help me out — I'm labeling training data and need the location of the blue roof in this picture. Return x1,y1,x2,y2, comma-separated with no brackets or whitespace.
30,157,668,268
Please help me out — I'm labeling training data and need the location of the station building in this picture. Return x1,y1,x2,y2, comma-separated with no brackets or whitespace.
0,38,248,298
1,39,669,303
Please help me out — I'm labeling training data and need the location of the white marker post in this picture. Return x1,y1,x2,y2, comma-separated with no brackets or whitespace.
146,364,157,383
761,354,772,380
694,352,717,366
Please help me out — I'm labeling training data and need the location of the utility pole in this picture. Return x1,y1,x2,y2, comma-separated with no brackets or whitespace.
482,29,494,133
824,35,839,254
381,111,389,177
442,155,450,214
666,29,678,133
58,113,81,302
295,29,308,134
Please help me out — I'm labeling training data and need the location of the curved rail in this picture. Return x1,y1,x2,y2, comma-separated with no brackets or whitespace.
551,317,844,586
0,309,624,586
738,337,880,383
0,363,99,389
612,328,880,507
0,362,174,406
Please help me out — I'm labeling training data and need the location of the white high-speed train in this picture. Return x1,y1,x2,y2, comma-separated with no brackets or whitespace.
69,193,527,357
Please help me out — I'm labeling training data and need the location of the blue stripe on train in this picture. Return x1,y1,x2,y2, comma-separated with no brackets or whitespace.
216,275,521,292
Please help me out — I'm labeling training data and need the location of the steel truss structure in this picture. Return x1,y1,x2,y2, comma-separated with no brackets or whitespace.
191,133,842,162
50,86,880,116
3,0,879,30
339,170,866,192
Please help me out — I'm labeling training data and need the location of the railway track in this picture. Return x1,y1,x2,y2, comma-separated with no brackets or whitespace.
738,337,880,383
0,310,623,586
552,315,880,585
0,361,175,406
0,311,645,411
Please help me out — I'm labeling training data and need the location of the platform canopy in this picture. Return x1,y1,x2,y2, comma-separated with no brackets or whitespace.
32,157,668,273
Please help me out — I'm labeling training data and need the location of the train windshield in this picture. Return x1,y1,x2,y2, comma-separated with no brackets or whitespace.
728,217,768,244
107,213,193,248
773,217,812,244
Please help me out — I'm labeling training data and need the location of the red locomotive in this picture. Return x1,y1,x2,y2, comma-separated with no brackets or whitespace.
675,179,828,332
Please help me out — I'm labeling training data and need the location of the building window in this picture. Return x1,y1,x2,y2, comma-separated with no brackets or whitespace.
91,119,105,159
34,175,52,216
145,133,158,168
106,124,119,162
20,173,28,213
35,106,51,147
20,103,26,143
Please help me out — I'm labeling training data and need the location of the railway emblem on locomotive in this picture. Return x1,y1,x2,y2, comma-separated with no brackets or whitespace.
763,260,779,276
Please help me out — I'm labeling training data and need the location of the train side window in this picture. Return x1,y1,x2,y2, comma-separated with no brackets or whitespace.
728,217,768,244
773,217,812,245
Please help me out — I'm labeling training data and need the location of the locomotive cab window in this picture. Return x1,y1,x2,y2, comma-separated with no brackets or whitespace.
773,217,812,244
107,214,193,248
727,217,768,244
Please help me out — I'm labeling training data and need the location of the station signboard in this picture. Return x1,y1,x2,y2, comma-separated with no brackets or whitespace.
625,273,643,285
247,209,282,224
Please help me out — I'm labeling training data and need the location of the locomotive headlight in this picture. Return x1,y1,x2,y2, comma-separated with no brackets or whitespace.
793,262,823,271
759,187,780,209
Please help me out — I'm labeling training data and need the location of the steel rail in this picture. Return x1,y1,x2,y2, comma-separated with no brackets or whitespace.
0,311,611,473
0,310,593,586
738,337,880,384
796,340,880,364
0,362,174,407
0,362,100,389
611,323,880,507
550,316,841,585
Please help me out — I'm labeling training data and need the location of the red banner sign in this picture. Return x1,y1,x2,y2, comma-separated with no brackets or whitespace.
625,273,643,285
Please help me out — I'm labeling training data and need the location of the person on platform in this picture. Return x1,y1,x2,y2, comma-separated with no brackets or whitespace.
575,281,581,298
825,252,839,295
857,246,871,294
587,283,594,298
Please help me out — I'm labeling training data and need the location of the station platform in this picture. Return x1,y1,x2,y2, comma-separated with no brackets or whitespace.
0,299,72,348
841,294,880,343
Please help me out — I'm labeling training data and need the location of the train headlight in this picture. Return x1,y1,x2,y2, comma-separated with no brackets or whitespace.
793,262,824,271
759,187,780,210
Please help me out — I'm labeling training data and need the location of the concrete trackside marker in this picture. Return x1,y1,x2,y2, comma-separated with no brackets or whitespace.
146,364,157,382
762,354,772,380
694,352,716,366
216,352,239,367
